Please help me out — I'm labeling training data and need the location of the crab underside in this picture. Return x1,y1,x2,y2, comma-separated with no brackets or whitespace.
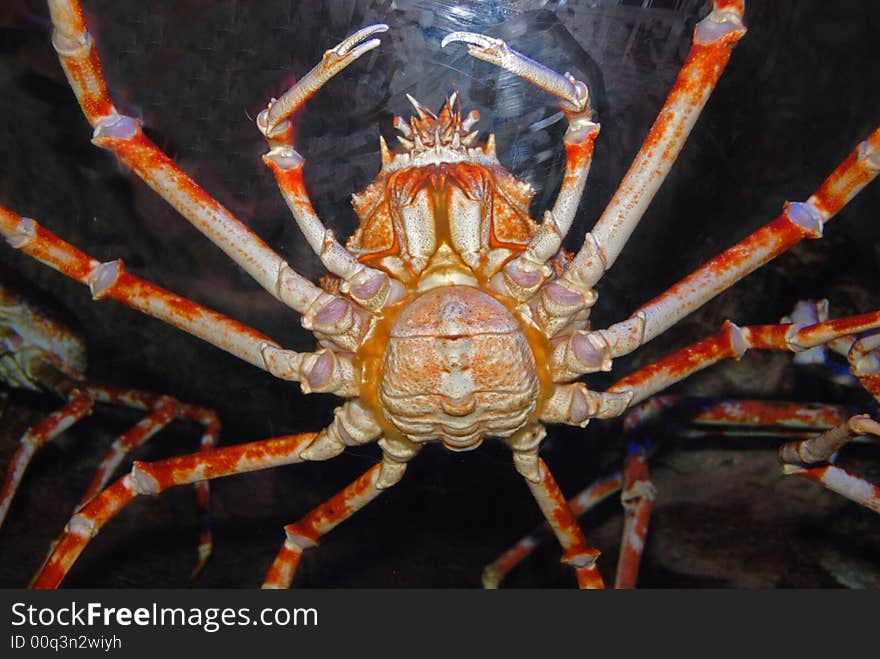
0,0,879,588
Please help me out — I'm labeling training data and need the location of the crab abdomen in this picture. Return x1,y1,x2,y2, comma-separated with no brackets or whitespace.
379,286,540,450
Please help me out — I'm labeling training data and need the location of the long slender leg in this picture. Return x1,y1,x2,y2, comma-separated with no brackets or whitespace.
779,415,880,515
782,464,880,514
76,396,177,506
540,3,746,335
482,471,622,589
0,389,94,526
0,208,356,396
607,312,880,407
490,395,856,587
559,127,880,377
641,401,880,516
0,381,221,575
614,445,655,589
31,394,386,588
682,399,850,432
257,26,404,313
30,431,321,589
262,454,407,588
44,0,330,318
171,400,220,577
73,391,221,577
521,455,604,589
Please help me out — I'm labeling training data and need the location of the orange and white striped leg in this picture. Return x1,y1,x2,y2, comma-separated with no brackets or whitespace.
256,25,403,313
30,431,323,589
608,311,880,407
482,471,622,589
0,389,94,527
782,464,880,514
546,2,746,335
0,208,357,396
614,445,655,589
262,455,406,588
75,387,222,577
76,396,177,507
779,415,880,515
521,455,604,589
576,126,880,373
45,0,330,318
675,398,851,436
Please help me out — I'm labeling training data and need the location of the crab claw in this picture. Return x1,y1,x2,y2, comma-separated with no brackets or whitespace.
441,31,511,67
326,23,389,63
262,24,390,134
441,30,588,114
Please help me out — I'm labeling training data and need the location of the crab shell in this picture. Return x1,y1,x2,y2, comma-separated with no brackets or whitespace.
348,96,555,451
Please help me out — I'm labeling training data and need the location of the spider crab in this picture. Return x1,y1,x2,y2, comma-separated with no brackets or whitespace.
0,277,220,578
0,0,879,588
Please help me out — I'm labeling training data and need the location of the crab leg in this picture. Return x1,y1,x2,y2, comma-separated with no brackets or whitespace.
540,2,746,335
493,395,858,587
778,415,880,515
79,390,220,576
29,409,390,589
0,208,357,396
0,381,221,574
0,389,94,526
521,456,604,589
440,28,595,233
848,332,880,400
614,446,656,589
30,430,326,588
582,127,880,368
256,26,403,312
608,312,880,407
682,398,849,431
263,455,407,589
482,471,622,589
77,392,220,578
45,0,365,330
76,397,178,506
782,464,880,514
779,415,879,465
442,29,600,305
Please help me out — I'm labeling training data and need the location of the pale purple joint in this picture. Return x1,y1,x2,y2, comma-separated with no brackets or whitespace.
314,298,349,326
351,275,384,301
264,148,305,171
6,217,36,248
306,352,334,390
785,202,824,237
569,388,590,425
88,260,123,300
505,264,542,288
545,282,584,306
572,333,607,370
694,10,746,46
93,114,139,141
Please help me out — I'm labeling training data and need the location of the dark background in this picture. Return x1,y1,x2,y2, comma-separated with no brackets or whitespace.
0,0,878,587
